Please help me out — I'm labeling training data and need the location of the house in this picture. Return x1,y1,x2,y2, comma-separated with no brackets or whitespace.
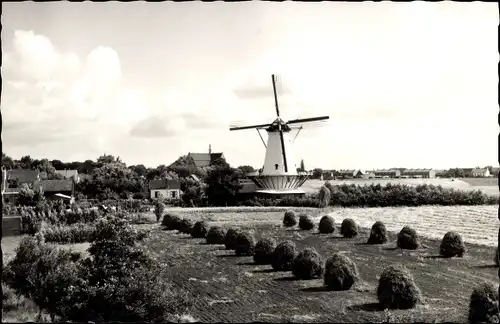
55,169,81,183
462,168,474,177
149,178,181,200
321,170,335,180
370,169,401,178
187,144,225,168
401,169,436,179
34,179,75,202
237,178,258,195
471,168,491,178
337,169,364,179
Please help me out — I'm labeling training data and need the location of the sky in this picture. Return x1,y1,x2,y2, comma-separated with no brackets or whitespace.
1,1,498,170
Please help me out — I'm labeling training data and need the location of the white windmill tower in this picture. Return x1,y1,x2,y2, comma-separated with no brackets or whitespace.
230,74,329,196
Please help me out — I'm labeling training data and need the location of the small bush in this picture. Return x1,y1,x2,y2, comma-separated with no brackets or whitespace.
178,219,194,235
206,226,227,245
298,213,315,230
254,238,277,265
367,221,388,244
318,215,335,234
468,282,499,324
318,185,331,208
283,210,297,227
191,221,209,238
235,232,255,256
377,265,422,309
439,231,466,258
272,241,297,271
324,253,359,291
291,248,324,280
162,213,183,231
397,226,420,250
224,228,242,250
154,200,165,223
340,218,358,238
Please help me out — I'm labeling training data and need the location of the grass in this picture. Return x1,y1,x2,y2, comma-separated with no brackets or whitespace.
143,206,499,323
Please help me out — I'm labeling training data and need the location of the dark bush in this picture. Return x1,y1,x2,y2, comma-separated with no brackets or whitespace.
495,247,499,267
377,265,422,309
298,213,315,230
318,215,335,234
439,231,466,258
206,226,227,245
272,241,297,271
324,253,359,291
283,210,297,227
178,218,194,235
253,238,277,265
469,282,499,324
235,232,255,256
291,248,324,280
161,213,183,231
192,221,209,238
397,226,420,250
367,221,388,244
340,218,358,238
225,228,242,250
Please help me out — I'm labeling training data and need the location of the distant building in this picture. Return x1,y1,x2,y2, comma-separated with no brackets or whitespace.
401,169,436,179
471,168,491,177
187,144,225,168
337,169,364,179
370,169,401,178
55,169,81,183
149,178,181,200
321,170,335,180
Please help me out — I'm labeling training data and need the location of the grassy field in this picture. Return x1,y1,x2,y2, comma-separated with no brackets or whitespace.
144,208,499,323
3,205,499,322
302,178,499,197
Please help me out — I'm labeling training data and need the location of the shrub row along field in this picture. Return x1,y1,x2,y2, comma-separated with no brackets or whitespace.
239,183,498,208
152,209,500,323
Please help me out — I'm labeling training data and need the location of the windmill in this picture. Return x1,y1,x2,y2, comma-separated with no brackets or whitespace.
230,74,329,196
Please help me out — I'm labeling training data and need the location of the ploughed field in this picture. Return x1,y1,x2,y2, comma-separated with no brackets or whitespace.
145,207,500,323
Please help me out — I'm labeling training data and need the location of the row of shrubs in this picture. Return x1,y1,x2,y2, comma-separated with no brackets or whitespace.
237,183,498,208
283,210,469,258
3,216,192,322
160,210,498,322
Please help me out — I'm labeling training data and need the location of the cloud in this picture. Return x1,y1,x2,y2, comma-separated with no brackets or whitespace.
129,115,185,138
1,30,129,152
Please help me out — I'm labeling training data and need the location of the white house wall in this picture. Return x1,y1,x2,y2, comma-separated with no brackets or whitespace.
150,189,181,199
262,131,299,176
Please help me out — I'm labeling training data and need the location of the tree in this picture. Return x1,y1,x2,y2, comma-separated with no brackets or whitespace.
238,165,256,175
19,155,34,169
312,168,323,179
128,164,148,178
204,163,242,206
300,159,305,172
2,153,15,169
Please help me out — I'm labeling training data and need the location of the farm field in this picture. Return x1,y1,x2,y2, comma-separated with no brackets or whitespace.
302,178,499,197
3,205,499,323
145,210,499,323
